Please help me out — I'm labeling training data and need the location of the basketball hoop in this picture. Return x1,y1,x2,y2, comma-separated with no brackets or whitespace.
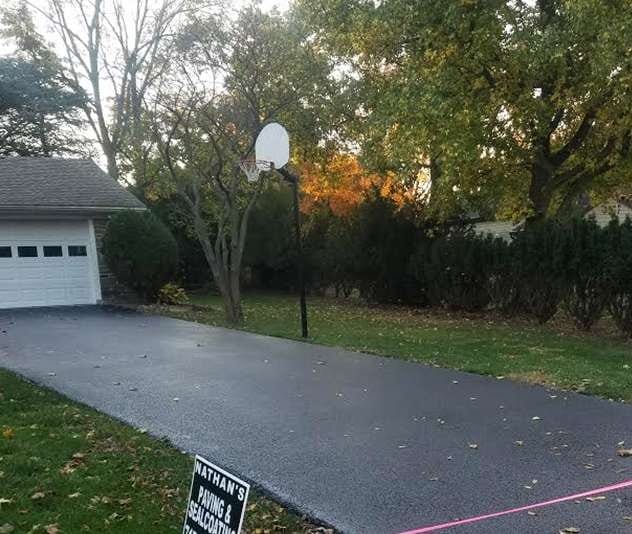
239,158,271,182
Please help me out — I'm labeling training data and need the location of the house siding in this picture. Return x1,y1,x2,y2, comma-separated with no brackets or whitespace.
473,220,517,241
586,201,632,227
475,201,632,242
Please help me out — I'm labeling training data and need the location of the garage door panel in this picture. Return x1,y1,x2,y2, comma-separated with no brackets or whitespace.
18,266,49,281
0,221,97,309
45,288,68,305
0,269,16,281
67,287,91,302
0,289,20,304
18,289,47,306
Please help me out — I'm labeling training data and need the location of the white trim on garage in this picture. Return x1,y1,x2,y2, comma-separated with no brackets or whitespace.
0,219,101,309
87,219,102,303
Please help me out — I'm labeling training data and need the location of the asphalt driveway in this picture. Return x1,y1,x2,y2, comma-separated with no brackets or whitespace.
0,306,630,533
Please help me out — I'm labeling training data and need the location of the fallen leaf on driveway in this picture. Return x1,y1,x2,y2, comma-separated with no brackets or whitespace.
560,528,580,533
468,443,478,449
617,448,632,457
586,496,606,502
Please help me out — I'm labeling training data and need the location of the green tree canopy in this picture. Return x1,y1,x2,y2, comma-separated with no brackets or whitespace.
0,4,86,156
298,0,632,221
146,4,336,323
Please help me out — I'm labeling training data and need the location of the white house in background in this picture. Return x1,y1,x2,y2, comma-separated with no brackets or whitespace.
0,157,145,309
474,199,632,241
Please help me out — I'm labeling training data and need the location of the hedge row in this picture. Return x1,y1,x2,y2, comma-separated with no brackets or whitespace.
420,217,632,334
301,196,632,336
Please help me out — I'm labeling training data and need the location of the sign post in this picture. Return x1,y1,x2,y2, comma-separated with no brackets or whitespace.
183,455,250,534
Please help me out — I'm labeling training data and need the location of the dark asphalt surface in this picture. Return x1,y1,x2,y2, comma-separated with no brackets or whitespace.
0,307,631,534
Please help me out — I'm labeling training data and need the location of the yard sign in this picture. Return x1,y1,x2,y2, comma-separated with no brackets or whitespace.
183,455,250,534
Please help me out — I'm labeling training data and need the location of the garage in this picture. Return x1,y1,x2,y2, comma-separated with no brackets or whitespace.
0,158,145,309
0,220,100,308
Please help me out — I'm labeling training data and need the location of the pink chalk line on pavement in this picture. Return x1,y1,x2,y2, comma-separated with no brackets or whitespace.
397,479,632,534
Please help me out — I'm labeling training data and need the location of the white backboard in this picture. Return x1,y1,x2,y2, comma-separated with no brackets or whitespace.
255,123,289,169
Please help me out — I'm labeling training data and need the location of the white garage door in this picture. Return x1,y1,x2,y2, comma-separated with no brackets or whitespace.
0,220,100,309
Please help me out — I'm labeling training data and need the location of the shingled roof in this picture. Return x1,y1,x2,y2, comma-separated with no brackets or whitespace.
0,157,145,211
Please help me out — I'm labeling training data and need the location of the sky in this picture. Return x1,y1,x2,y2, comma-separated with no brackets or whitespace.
260,0,290,11
0,0,293,166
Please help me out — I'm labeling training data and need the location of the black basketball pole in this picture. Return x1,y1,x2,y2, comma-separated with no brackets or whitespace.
277,167,308,338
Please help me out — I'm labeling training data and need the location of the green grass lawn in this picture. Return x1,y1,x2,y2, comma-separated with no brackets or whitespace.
0,369,323,534
152,292,632,402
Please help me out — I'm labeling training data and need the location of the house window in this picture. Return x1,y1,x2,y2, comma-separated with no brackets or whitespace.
18,246,38,258
43,246,63,257
0,246,11,258
68,245,87,257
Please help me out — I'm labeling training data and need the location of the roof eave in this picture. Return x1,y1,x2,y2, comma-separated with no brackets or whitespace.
0,205,147,219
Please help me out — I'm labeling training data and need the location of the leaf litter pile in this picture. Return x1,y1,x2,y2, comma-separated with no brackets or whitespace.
0,369,331,533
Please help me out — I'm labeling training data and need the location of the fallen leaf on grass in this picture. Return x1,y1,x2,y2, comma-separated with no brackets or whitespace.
0,498,12,505
0,524,14,533
45,524,60,534
31,492,46,500
2,428,14,439
67,493,80,499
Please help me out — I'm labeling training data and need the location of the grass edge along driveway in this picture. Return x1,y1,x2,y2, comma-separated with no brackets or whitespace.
0,368,330,534
150,292,632,403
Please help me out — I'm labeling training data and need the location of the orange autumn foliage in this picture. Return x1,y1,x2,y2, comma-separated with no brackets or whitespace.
299,154,413,216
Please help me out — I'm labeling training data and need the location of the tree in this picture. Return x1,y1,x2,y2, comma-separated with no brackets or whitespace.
148,5,334,324
0,57,86,156
103,210,178,300
297,0,632,222
19,0,186,182
0,4,86,156
299,153,416,217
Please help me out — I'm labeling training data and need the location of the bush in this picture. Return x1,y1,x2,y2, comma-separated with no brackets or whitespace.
307,212,359,297
486,235,521,314
157,283,189,305
561,217,608,330
103,210,178,300
421,230,495,311
243,184,295,290
604,217,632,337
512,220,567,324
351,194,420,304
